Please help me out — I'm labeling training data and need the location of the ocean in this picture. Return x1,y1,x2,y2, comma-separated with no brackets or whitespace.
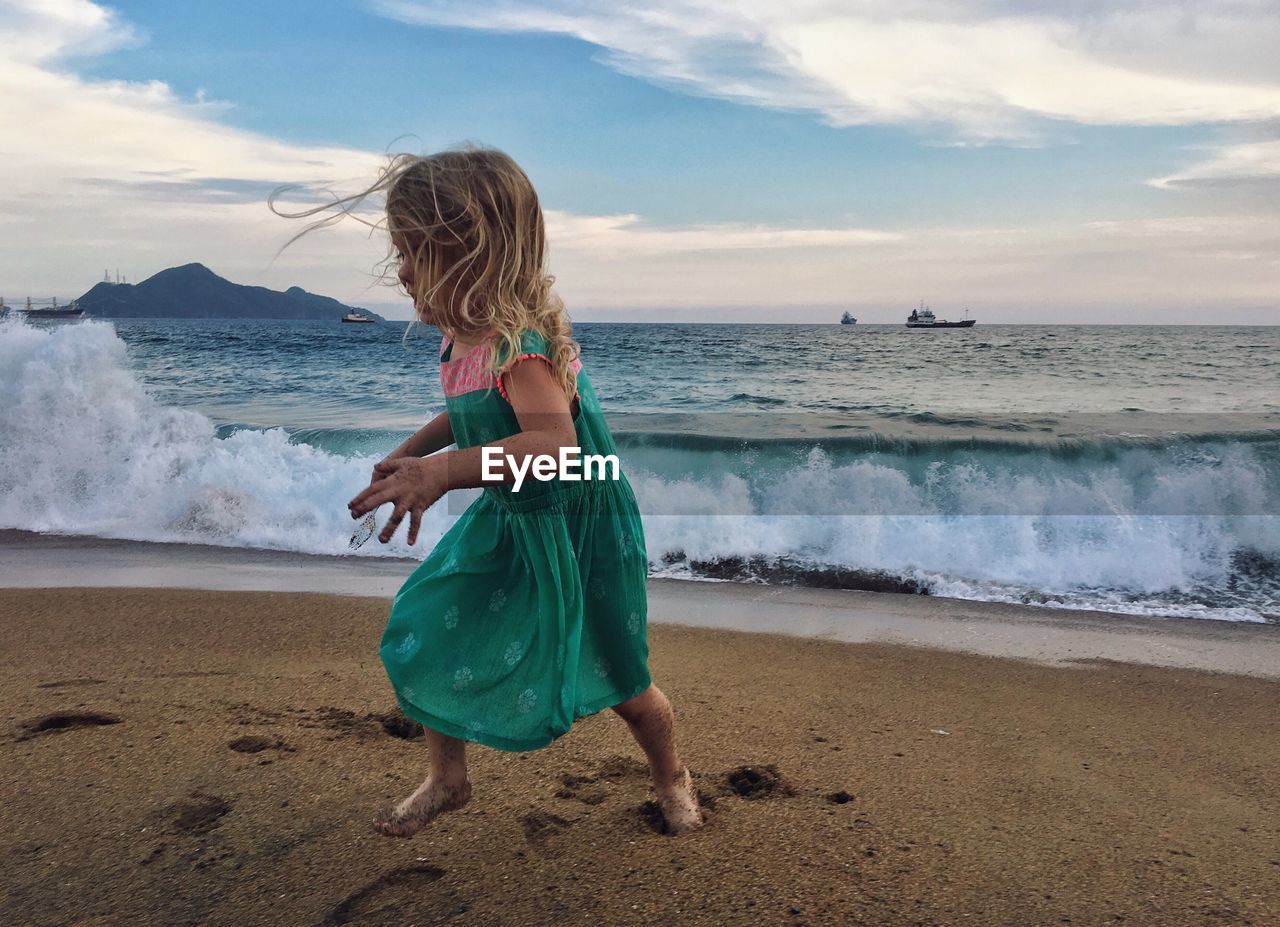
2,314,1277,623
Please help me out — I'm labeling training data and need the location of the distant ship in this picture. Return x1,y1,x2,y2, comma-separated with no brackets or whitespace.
840,311,857,325
341,311,377,324
1,297,85,319
906,302,975,328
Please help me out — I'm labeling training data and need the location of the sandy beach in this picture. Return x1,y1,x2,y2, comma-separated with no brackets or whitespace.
2,560,1278,925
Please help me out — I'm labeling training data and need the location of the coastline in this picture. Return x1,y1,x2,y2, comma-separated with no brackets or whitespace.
2,584,1277,926
3,528,1278,679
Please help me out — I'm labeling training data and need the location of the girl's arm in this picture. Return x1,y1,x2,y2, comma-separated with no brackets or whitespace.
348,359,576,545
364,411,453,486
385,410,454,461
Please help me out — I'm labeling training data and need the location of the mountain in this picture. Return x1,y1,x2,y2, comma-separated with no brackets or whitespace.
75,263,388,322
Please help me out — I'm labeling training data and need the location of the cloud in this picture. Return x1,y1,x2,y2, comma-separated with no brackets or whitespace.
3,0,1276,323
1148,136,1280,189
0,0,140,62
1081,215,1278,238
0,0,395,294
374,0,1280,144
538,210,1280,321
545,211,901,255
0,0,914,312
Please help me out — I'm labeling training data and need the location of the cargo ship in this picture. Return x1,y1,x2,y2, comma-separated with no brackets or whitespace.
1,297,85,319
906,302,975,328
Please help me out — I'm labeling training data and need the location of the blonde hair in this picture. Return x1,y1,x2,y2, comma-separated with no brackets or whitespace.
269,143,580,401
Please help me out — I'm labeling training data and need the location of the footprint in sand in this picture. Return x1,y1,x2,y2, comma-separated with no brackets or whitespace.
309,707,424,742
636,799,668,834
373,712,424,741
166,792,233,836
554,772,609,805
17,711,122,741
227,735,294,754
595,754,649,780
722,764,795,800
325,864,449,926
522,810,574,845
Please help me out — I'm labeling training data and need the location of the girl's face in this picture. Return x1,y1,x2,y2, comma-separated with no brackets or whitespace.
391,229,451,325
391,224,484,335
390,229,420,305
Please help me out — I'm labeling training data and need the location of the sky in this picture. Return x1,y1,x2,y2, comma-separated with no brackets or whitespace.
1,0,1278,323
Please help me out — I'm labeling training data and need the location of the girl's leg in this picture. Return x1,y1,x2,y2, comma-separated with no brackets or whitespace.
612,683,704,834
373,725,472,837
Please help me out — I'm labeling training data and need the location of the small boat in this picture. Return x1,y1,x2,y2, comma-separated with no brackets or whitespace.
341,311,376,324
840,311,857,325
906,301,975,328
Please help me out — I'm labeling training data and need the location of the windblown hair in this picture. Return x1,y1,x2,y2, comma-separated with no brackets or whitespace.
269,143,579,401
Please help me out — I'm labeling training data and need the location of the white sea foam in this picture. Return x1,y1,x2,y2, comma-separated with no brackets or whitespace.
0,316,461,557
630,444,1279,622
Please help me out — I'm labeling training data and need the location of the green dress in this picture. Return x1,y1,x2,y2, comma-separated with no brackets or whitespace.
379,329,651,751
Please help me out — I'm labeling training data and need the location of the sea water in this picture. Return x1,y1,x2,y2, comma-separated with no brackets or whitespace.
1,314,1276,622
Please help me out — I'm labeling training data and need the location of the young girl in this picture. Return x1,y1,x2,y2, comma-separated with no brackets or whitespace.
339,145,703,836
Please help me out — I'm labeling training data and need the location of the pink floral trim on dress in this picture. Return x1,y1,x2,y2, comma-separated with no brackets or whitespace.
438,337,582,401
439,338,498,398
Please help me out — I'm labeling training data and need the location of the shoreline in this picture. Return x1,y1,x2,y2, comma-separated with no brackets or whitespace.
3,528,1278,680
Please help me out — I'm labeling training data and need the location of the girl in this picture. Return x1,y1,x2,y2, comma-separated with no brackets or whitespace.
337,145,703,836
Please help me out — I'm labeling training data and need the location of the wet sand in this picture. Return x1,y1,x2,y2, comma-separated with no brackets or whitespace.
4,529,1279,678
2,586,1278,926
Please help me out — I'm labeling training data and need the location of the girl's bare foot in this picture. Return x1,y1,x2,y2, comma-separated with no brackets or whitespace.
373,776,472,838
655,766,703,835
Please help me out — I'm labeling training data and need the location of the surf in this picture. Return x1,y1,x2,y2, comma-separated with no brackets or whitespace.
2,315,1276,622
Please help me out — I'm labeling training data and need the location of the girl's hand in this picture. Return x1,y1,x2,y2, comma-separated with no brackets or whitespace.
369,455,402,486
348,457,447,546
